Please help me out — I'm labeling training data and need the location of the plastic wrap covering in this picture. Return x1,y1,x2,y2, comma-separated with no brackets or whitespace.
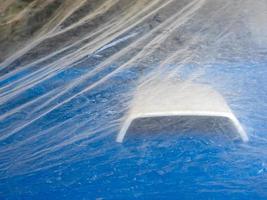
0,0,267,199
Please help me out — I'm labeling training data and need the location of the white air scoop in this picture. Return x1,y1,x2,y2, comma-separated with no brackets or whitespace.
116,81,248,143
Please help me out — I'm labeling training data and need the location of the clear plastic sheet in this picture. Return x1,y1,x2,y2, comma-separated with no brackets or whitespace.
0,0,267,199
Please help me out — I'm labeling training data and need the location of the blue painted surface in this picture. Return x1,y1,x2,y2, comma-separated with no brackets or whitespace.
0,58,267,200
1,0,267,199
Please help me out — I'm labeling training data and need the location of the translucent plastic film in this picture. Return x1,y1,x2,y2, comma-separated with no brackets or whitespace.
0,0,267,199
